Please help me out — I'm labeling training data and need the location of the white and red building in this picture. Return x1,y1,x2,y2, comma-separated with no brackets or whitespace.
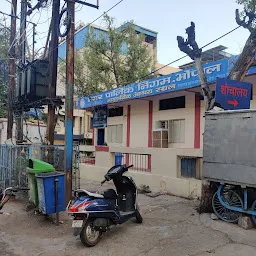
77,47,256,198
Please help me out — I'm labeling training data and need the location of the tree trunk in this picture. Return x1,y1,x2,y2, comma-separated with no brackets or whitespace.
229,30,256,81
194,58,214,111
197,181,217,214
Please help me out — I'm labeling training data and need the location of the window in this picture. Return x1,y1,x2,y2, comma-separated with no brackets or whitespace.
87,116,93,131
107,125,123,143
108,107,123,117
79,117,83,134
168,119,185,143
155,120,168,129
180,157,197,178
159,96,185,110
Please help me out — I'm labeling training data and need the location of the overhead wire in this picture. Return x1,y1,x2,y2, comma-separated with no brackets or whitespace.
29,0,126,70
18,1,242,107
15,0,128,110
71,25,243,101
125,25,242,83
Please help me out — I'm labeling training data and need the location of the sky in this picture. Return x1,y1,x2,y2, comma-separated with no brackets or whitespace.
1,0,251,68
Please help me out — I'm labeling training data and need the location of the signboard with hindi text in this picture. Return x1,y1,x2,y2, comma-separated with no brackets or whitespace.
93,106,108,128
215,78,252,110
78,56,238,109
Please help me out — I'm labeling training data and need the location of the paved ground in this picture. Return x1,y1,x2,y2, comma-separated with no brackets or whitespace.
1,180,256,256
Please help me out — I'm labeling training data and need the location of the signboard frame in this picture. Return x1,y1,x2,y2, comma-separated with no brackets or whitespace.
215,78,252,110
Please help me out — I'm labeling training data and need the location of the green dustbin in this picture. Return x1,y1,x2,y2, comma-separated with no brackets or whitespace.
27,158,55,206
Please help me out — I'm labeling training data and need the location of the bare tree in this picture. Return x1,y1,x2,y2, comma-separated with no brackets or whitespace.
177,1,256,112
230,1,256,80
177,0,256,213
177,22,214,111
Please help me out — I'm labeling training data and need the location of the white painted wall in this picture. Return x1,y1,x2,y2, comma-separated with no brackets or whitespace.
80,146,203,198
0,118,47,144
152,91,195,149
106,104,128,147
130,100,149,148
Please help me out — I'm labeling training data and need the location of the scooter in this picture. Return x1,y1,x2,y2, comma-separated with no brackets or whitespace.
67,164,143,247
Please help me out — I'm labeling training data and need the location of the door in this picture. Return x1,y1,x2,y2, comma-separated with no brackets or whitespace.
97,129,105,145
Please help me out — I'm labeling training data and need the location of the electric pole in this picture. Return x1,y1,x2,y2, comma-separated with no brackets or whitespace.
46,0,60,145
32,23,36,60
7,0,17,139
65,0,75,202
17,0,27,143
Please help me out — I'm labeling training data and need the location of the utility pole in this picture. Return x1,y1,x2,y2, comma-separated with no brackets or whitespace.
32,24,36,60
7,0,17,139
65,0,75,202
17,0,27,143
47,0,60,145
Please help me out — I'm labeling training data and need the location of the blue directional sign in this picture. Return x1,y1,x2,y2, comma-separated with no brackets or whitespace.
215,78,252,110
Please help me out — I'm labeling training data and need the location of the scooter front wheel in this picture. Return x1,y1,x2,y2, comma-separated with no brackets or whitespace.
80,219,101,247
135,209,143,223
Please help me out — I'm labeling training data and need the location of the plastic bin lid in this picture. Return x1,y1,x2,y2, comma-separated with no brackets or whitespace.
27,158,55,174
36,171,65,178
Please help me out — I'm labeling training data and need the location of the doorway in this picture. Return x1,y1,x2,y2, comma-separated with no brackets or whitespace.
97,129,105,145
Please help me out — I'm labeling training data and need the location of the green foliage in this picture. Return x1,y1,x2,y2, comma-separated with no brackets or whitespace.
236,0,256,12
0,20,10,61
59,15,154,97
0,77,7,118
0,19,9,118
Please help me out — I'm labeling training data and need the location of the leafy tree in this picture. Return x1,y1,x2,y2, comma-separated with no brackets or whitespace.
0,19,10,61
0,78,7,118
0,19,10,118
236,0,256,11
60,15,155,96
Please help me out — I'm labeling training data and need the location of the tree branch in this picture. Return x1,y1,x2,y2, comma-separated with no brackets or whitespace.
177,22,214,111
230,4,256,80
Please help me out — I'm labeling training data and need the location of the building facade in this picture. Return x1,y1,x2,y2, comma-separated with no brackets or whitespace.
0,118,47,144
77,51,256,198
55,22,178,145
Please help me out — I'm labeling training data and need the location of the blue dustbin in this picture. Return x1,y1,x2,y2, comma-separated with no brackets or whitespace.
115,153,123,165
36,172,65,215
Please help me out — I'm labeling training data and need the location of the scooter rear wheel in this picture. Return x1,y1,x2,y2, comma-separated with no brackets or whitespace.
80,219,101,247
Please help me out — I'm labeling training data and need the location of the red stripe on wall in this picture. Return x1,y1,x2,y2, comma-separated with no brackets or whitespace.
148,101,153,147
126,105,131,147
95,146,109,152
125,154,129,166
194,94,201,148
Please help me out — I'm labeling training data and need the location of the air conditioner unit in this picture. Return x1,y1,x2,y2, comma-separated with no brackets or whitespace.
152,129,168,148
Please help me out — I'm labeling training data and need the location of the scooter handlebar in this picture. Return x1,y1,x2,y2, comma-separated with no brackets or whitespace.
127,165,134,169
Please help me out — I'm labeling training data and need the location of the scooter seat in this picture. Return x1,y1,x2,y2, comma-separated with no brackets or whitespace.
75,189,104,199
103,189,117,199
